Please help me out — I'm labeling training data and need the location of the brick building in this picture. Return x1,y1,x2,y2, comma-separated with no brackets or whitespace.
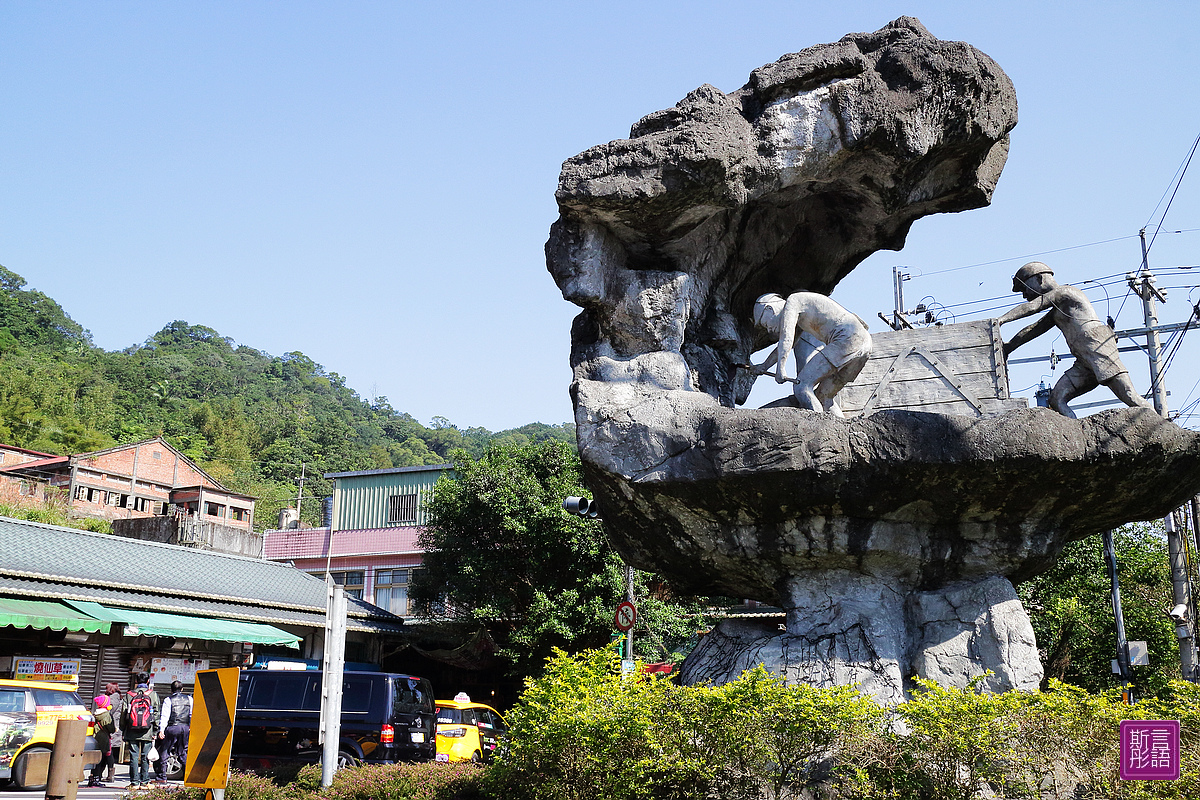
0,444,56,505
0,437,255,529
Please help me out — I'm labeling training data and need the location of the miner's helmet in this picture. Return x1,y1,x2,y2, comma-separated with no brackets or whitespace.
1013,261,1053,294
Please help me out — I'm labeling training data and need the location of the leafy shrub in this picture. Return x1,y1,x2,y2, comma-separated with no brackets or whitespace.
488,648,1200,800
488,648,885,800
129,770,301,800
485,646,672,800
293,762,324,791
870,677,1046,800
322,761,486,800
122,661,1200,800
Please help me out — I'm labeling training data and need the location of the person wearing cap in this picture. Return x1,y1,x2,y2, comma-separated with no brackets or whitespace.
750,291,872,417
997,261,1151,417
104,682,124,782
87,695,117,787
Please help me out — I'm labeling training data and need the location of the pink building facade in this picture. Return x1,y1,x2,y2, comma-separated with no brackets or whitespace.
262,524,424,616
262,464,452,618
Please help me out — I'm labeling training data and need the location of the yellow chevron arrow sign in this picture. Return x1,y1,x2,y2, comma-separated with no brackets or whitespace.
185,666,240,791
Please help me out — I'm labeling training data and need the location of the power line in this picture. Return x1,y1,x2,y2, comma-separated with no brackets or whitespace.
913,233,1200,280
1145,131,1200,248
918,235,1140,276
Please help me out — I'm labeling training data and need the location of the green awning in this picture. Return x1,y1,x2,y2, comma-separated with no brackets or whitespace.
64,600,300,648
0,597,111,634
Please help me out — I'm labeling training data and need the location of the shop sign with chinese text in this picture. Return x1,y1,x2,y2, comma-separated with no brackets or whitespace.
14,657,81,685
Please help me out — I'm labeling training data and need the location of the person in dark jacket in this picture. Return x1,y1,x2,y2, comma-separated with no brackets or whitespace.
155,680,192,780
121,673,160,788
104,682,124,783
87,696,117,787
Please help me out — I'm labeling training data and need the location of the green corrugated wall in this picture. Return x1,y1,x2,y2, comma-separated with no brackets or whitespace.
333,467,452,530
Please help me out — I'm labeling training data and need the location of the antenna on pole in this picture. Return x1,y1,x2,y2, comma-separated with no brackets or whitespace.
889,266,914,331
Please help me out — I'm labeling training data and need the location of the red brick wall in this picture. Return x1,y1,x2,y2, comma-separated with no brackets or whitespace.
68,440,254,526
79,441,219,489
0,445,51,467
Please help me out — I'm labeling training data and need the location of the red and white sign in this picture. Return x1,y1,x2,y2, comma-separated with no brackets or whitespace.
614,601,637,632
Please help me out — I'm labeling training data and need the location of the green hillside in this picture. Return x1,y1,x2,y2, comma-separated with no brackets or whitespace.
0,265,573,528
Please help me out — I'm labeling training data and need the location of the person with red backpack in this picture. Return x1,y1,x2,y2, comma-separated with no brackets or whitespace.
121,673,160,788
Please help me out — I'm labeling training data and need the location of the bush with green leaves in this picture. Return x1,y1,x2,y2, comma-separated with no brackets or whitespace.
118,657,1200,800
487,647,1200,800
130,762,485,800
487,647,886,800
129,769,298,800
322,761,485,800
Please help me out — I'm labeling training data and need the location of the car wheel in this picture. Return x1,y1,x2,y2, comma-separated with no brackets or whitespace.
470,750,482,764
13,747,51,791
336,749,359,770
163,750,185,779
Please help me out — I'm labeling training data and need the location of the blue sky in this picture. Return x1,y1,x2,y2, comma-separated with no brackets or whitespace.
2,1,1198,431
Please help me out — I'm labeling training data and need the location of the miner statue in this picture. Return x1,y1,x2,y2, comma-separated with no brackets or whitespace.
751,291,872,417
997,261,1152,417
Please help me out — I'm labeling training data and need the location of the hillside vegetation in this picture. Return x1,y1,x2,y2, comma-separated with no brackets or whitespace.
0,265,573,528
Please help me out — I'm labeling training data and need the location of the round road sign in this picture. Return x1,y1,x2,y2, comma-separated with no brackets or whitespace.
614,601,637,632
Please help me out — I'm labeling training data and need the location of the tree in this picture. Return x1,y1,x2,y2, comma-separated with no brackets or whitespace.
0,266,581,532
411,441,704,677
1018,521,1179,696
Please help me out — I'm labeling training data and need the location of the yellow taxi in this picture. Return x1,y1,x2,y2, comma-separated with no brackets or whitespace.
0,679,94,790
433,693,507,763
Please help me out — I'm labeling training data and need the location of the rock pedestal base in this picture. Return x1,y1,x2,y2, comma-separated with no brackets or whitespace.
680,574,1041,704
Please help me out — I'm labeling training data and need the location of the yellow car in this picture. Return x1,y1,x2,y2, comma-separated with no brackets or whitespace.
0,679,95,790
434,694,507,763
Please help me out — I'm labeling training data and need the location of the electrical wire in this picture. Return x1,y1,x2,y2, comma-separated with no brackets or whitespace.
1144,132,1200,253
920,235,1140,276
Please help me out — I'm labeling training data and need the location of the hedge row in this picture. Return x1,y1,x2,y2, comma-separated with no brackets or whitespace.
487,648,1200,800
129,647,1199,800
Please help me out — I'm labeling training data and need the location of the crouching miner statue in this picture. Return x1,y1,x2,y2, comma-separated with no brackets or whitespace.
751,291,872,417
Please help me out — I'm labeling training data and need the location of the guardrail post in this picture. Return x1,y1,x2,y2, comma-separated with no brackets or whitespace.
45,718,88,800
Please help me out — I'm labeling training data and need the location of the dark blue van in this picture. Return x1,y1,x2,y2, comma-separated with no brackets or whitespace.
233,670,435,769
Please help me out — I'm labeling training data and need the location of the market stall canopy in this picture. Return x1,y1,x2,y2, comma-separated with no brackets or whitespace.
64,599,300,648
0,597,110,634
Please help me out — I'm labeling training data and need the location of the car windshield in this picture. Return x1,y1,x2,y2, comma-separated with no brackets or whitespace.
32,689,83,707
391,677,434,715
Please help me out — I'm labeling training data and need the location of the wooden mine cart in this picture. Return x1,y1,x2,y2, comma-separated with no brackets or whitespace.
837,319,1028,418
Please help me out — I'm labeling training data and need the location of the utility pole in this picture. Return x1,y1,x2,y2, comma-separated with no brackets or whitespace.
1133,230,1169,414
1104,528,1134,699
1192,496,1200,650
1130,231,1199,681
625,564,635,664
296,462,307,520
1166,509,1197,679
890,266,914,330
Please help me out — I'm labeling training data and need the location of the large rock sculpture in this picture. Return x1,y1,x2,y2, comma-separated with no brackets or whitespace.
547,17,1200,703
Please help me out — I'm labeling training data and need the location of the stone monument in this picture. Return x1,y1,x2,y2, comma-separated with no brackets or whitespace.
546,17,1200,703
